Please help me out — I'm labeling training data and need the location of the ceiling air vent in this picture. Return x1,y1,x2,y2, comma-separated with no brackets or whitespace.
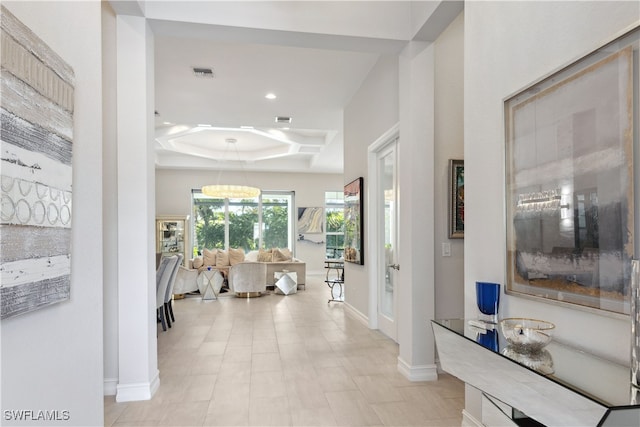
275,116,292,123
192,67,214,78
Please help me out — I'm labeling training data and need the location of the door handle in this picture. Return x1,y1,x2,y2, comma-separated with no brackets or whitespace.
388,264,400,271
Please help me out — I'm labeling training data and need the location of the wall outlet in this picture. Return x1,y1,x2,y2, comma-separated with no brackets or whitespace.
442,242,451,257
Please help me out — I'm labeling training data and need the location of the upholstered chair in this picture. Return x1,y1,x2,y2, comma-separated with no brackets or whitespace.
228,262,267,297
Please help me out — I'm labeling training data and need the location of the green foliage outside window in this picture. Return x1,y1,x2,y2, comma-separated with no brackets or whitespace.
262,203,289,249
325,199,345,259
228,203,259,252
194,199,225,250
192,195,291,254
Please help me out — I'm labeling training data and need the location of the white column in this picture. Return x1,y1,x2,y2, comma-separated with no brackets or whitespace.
397,41,437,381
115,14,158,402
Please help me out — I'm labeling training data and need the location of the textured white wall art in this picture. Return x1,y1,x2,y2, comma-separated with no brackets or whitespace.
0,5,74,319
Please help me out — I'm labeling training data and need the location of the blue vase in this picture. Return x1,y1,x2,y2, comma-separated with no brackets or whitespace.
476,281,500,323
476,328,499,352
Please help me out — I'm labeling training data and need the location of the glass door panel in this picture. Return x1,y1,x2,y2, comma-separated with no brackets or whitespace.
378,140,398,340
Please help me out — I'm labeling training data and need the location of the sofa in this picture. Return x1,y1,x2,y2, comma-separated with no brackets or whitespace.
175,247,306,296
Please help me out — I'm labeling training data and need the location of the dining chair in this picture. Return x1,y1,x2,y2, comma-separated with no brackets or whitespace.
163,253,183,328
156,255,178,331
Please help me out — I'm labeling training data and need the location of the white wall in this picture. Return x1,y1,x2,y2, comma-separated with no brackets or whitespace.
464,0,639,421
1,2,104,425
343,55,399,318
142,1,414,41
155,168,342,274
102,0,119,396
434,12,464,319
397,41,438,379
114,14,159,403
343,19,465,381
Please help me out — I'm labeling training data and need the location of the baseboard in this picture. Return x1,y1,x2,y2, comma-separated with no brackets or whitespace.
461,409,483,427
343,301,369,326
104,377,118,396
115,369,160,402
397,356,438,381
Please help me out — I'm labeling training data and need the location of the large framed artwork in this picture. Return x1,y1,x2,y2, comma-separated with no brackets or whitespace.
344,177,364,265
1,6,74,319
505,26,639,315
448,159,464,239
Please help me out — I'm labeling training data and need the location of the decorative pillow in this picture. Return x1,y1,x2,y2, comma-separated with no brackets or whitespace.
216,249,230,267
257,248,273,262
228,247,245,266
203,248,216,266
280,248,293,260
192,256,204,269
273,248,292,262
245,250,259,262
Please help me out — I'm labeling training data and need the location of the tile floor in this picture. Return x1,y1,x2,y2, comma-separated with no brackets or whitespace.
104,275,464,426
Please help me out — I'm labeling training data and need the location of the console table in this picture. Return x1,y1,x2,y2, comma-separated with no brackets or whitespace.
431,319,640,427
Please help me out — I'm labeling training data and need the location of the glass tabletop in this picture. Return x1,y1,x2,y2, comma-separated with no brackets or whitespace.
432,319,635,409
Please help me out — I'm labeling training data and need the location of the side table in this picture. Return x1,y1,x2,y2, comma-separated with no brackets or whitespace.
197,269,223,300
274,271,297,295
325,259,344,303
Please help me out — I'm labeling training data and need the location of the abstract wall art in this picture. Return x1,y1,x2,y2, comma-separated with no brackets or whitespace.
297,207,323,234
1,6,75,319
504,26,638,315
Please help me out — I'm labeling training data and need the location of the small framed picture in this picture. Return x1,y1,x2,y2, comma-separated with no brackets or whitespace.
448,159,464,239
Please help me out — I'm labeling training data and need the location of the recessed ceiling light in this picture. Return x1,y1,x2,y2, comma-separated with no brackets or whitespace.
240,126,254,129
197,124,212,127
163,121,173,125
265,93,277,100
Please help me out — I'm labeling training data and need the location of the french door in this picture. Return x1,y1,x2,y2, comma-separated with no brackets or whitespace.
376,139,399,340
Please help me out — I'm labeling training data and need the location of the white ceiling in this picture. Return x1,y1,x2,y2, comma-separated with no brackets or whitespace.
111,1,463,174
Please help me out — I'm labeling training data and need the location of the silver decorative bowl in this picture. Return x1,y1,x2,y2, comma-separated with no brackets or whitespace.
501,346,554,375
500,318,555,354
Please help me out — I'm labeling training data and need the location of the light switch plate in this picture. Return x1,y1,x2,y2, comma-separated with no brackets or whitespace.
442,242,451,257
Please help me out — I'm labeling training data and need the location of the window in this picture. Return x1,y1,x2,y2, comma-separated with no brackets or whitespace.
191,190,294,255
262,193,294,249
325,191,344,259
